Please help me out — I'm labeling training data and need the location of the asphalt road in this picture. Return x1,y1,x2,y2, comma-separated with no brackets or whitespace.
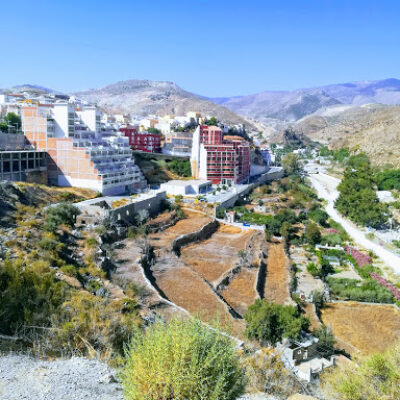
308,172,400,274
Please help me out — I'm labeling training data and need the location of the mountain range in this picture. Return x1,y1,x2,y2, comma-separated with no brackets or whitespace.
210,78,400,122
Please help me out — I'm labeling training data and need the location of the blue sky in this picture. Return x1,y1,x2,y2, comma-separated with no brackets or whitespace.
1,0,399,96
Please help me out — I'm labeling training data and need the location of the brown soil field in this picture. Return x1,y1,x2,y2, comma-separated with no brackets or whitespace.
264,242,292,305
180,224,255,284
148,209,211,249
321,302,400,355
221,268,259,316
155,263,244,336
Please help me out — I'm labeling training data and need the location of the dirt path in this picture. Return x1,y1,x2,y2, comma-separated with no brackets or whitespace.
264,242,293,305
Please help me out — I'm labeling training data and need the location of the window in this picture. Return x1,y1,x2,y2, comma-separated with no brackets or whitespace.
297,350,302,354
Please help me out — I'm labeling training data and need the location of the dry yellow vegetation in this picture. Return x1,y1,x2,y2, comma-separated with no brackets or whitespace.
321,301,400,355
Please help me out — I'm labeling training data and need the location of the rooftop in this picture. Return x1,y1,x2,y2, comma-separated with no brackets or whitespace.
161,179,211,187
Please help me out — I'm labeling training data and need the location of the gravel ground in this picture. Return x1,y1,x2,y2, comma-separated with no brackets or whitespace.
0,354,123,400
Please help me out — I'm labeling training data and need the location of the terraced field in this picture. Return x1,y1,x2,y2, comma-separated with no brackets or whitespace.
264,242,293,305
221,268,259,316
180,224,255,285
148,209,211,250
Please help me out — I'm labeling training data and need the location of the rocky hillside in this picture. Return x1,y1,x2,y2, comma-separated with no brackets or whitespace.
210,90,340,122
73,80,255,129
293,103,400,167
210,78,400,123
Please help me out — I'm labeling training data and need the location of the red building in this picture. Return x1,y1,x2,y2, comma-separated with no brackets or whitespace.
191,125,251,184
120,127,161,153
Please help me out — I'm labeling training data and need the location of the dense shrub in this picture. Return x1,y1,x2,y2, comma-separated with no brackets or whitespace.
321,233,343,246
304,222,321,245
323,342,400,400
122,318,246,400
327,277,394,303
376,169,400,190
336,162,388,228
44,203,79,232
244,300,309,345
0,258,69,335
167,159,191,177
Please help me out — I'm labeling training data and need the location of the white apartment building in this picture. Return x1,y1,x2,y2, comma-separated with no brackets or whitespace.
22,101,147,195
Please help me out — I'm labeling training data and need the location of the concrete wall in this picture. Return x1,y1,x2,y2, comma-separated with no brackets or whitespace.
110,191,167,224
0,133,26,150
216,168,284,210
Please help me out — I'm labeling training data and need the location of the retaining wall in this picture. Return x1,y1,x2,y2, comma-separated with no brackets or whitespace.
171,219,218,255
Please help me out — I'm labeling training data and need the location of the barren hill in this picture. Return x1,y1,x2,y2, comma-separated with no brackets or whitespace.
210,78,400,123
73,80,255,128
294,103,400,167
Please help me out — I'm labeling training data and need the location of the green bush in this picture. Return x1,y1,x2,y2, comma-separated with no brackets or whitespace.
244,299,309,345
327,277,394,303
167,159,191,177
321,233,343,246
307,262,320,277
122,318,246,400
44,203,79,232
323,342,400,400
305,222,321,245
0,258,69,335
336,162,388,228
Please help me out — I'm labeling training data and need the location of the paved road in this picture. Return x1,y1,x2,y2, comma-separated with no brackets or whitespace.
308,172,400,274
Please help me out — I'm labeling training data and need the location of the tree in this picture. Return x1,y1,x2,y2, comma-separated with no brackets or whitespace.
122,318,246,400
244,299,309,345
305,222,321,245
44,203,79,232
0,112,22,133
336,162,388,228
279,221,293,242
281,153,301,175
147,127,161,134
205,116,219,126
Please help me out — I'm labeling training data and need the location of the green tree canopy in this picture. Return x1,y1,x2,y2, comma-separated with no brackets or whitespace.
281,153,301,175
244,299,309,345
336,163,388,228
305,222,321,245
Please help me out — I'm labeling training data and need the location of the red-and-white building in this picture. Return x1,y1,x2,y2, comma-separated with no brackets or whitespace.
191,125,250,184
120,126,161,153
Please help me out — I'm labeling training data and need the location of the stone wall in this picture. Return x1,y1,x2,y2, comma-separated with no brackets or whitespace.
171,220,218,255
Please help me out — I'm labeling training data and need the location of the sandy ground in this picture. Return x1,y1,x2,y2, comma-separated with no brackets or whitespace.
221,268,259,316
309,172,400,274
264,242,293,305
321,301,400,355
180,224,255,285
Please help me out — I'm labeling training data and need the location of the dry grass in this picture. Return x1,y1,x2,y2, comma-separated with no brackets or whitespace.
180,225,255,284
155,264,245,335
321,302,400,355
221,268,258,316
303,302,321,331
148,210,211,249
264,242,292,305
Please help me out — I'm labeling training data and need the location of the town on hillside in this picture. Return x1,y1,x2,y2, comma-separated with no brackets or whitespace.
1,89,400,400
